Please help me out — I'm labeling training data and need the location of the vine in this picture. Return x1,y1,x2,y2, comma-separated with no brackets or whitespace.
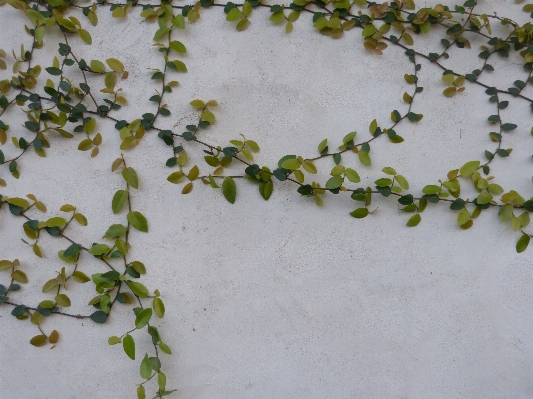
1,0,533,397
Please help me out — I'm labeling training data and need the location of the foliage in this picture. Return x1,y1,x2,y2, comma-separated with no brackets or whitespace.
1,0,533,397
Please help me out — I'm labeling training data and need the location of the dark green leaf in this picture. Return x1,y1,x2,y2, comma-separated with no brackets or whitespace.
90,311,108,324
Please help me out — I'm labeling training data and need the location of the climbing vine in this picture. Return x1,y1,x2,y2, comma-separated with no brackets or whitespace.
1,0,533,397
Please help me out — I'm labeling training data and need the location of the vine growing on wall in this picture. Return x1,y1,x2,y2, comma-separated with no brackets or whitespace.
1,0,533,397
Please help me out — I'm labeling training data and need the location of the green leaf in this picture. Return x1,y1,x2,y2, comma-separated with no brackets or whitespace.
358,150,371,166
90,60,105,73
226,7,242,21
169,40,187,53
127,212,148,232
111,7,126,18
459,160,480,177
516,234,530,253
369,119,377,135
420,20,431,33
123,334,135,359
88,243,111,256
140,354,152,379
246,140,259,152
317,138,328,153
137,385,146,399
7,197,30,208
135,308,152,329
104,72,116,89
344,168,360,183
301,161,317,174
342,131,356,144
74,213,88,226
442,181,459,192
457,208,470,226
55,294,71,307
11,270,27,283
11,305,26,317
443,87,457,97
442,73,455,83
158,372,167,391
404,74,416,84
407,112,421,122
127,280,149,297
406,214,421,226
330,165,345,176
112,190,128,214
167,171,185,184
422,185,440,195
43,217,67,228
172,14,186,29
222,177,237,204
40,300,55,309
190,99,205,108
90,311,108,324
375,178,392,187
57,248,80,263
131,261,146,275
235,18,250,32
72,271,90,283
30,335,47,347
173,60,187,72
78,139,93,151
187,165,200,181
499,203,514,221
159,342,172,355
501,123,517,132
42,278,58,293
395,175,409,189
402,32,414,45
350,208,368,218
476,192,493,205
270,11,285,23
153,297,165,318
46,67,62,76
362,24,377,37
242,1,253,17
104,224,127,238
108,336,122,345
88,11,98,26
281,159,300,170
325,176,344,189
201,110,215,124
259,181,273,200
58,18,76,31
78,29,92,45
122,167,139,189
31,311,44,325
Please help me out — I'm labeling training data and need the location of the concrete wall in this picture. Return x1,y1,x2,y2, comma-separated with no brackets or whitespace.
1,1,533,398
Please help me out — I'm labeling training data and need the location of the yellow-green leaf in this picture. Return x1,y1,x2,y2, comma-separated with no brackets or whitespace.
201,110,215,124
222,177,236,204
30,334,47,347
106,58,124,73
78,29,92,44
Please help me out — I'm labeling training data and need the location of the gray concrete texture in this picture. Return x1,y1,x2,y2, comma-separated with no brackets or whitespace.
1,0,533,398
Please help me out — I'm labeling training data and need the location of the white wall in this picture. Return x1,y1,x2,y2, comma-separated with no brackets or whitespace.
1,1,533,398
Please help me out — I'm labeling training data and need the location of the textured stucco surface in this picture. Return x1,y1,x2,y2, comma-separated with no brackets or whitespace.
1,1,533,398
